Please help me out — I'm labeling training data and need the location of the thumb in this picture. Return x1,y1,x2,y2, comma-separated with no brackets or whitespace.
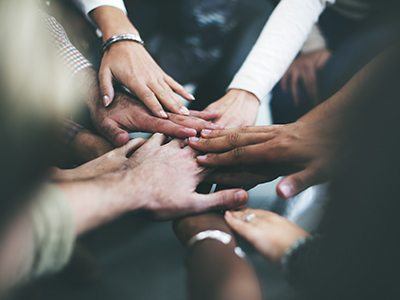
99,67,115,107
192,189,248,213
276,168,320,199
100,119,130,146
117,138,146,157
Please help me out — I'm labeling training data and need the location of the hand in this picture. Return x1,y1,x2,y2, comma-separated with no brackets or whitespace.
281,49,331,104
225,208,309,262
89,93,221,146
53,138,145,181
121,134,249,220
68,129,114,163
204,89,260,128
100,42,194,117
189,121,337,199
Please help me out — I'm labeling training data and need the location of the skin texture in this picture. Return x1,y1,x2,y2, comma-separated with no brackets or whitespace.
91,6,194,116
189,121,337,199
204,89,260,128
53,138,146,181
173,213,263,300
89,91,221,146
281,49,331,104
225,209,309,262
60,134,249,233
66,129,113,163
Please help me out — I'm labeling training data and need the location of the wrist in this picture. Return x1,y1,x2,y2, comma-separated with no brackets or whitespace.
173,213,233,245
90,6,138,41
227,89,260,104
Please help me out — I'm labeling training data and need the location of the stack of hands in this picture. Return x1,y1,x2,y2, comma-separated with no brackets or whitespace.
63,7,337,264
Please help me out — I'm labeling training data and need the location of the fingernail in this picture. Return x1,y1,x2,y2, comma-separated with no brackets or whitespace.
184,128,197,136
235,190,247,202
201,129,212,136
197,155,208,162
279,183,294,199
209,123,222,129
189,137,199,142
159,110,168,119
189,94,196,100
103,95,111,107
179,106,190,115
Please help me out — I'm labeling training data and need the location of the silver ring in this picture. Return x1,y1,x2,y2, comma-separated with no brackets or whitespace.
244,213,256,223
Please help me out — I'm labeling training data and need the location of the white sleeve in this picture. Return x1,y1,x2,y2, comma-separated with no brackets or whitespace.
73,0,127,15
301,24,327,53
228,0,335,101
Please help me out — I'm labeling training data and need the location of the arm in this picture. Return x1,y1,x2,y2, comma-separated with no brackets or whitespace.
173,213,263,300
190,48,390,198
0,136,248,292
85,5,194,116
73,0,127,16
229,0,335,101
281,24,331,103
202,0,334,128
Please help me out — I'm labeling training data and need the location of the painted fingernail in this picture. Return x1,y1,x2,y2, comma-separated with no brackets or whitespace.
179,106,190,115
189,94,196,100
279,183,294,199
159,110,168,119
189,137,199,142
103,95,111,107
197,155,208,162
235,190,247,201
201,129,212,136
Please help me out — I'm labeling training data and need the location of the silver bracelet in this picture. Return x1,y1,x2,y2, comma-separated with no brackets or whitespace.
187,230,232,248
187,230,247,259
102,33,144,53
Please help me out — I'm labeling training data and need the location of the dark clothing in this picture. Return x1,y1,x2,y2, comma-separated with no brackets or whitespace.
271,5,400,124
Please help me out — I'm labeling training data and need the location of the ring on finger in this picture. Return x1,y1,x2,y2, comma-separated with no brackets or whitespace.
244,213,256,223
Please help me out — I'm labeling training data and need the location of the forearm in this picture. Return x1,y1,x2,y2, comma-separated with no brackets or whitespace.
57,172,142,235
173,214,262,300
90,6,138,40
229,0,334,100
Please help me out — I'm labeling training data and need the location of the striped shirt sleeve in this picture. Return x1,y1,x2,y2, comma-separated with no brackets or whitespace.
42,14,93,76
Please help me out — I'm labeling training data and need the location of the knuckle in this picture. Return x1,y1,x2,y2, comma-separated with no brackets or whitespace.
232,147,245,159
141,91,155,101
227,132,240,147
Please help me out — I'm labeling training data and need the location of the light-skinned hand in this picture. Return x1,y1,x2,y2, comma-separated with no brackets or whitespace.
225,208,309,262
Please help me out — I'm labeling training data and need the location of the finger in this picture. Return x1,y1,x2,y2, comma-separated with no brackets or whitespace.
191,189,248,213
280,71,291,92
189,110,221,121
167,114,221,132
224,211,259,242
100,119,130,146
206,171,277,187
290,69,301,106
146,117,197,138
133,83,168,119
117,138,146,157
276,167,321,199
149,80,190,115
99,67,115,107
189,132,275,153
164,76,195,101
196,143,271,167
302,67,318,101
200,125,276,139
143,133,168,147
230,208,255,219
